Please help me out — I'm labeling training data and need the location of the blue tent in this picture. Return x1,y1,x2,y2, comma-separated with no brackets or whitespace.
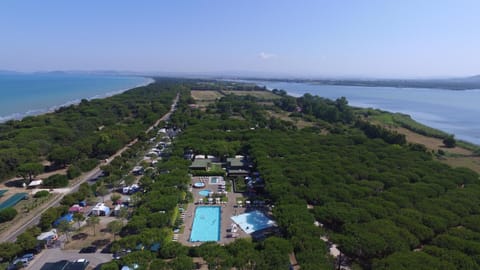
53,213,74,227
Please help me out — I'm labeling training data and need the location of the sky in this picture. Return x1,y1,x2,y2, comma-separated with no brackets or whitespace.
1,0,480,78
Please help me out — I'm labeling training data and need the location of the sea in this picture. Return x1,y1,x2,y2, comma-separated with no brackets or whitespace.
0,73,153,122
255,81,480,145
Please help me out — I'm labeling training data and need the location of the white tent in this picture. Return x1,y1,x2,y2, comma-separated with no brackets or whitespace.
28,179,43,188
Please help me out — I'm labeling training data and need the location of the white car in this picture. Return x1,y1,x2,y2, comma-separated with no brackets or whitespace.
75,258,89,264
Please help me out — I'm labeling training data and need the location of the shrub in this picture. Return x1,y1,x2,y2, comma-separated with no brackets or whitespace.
0,208,17,222
76,159,99,172
67,165,82,179
43,174,68,188
34,190,50,198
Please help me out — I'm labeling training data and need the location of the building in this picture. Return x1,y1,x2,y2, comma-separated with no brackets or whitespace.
189,159,211,171
227,157,249,176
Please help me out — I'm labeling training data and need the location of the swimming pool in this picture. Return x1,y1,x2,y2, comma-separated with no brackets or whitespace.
210,177,219,184
198,189,211,196
193,182,205,188
190,206,221,242
231,210,275,234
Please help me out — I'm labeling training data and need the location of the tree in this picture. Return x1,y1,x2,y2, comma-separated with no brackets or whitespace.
100,261,119,270
443,135,456,148
48,146,79,168
0,242,22,261
67,165,81,179
118,207,129,221
17,162,43,183
110,193,121,204
0,208,17,223
57,220,73,243
87,216,100,236
96,185,109,202
43,174,69,188
107,220,123,241
73,212,85,228
124,175,136,186
169,255,195,270
16,231,37,251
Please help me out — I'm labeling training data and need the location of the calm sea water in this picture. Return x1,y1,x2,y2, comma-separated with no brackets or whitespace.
0,73,153,122
257,81,480,145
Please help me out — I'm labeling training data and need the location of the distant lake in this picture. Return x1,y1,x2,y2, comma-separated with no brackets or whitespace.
0,73,152,122
256,81,480,145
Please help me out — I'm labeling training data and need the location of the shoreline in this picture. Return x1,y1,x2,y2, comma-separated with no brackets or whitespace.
0,76,155,123
252,80,480,146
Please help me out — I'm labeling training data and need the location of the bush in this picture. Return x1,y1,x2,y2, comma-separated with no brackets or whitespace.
0,208,17,222
34,190,50,198
76,159,99,172
43,174,68,188
443,135,456,148
67,165,82,179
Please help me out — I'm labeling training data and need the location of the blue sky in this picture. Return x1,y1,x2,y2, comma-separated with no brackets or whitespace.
1,0,480,78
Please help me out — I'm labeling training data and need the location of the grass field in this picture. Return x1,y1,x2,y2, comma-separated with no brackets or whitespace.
222,90,281,100
266,110,314,129
191,90,225,101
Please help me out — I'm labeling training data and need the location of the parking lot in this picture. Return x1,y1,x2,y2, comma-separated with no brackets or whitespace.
26,247,112,270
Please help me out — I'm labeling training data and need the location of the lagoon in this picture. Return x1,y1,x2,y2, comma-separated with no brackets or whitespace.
256,81,480,145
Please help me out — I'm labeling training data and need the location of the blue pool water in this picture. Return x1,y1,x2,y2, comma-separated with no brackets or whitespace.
210,177,218,184
193,182,205,188
190,206,221,242
231,210,275,234
198,190,211,196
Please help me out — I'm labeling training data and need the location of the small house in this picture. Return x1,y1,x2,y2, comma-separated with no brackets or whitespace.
189,159,211,171
227,157,249,176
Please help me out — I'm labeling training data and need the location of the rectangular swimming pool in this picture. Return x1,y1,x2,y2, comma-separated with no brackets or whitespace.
190,206,221,242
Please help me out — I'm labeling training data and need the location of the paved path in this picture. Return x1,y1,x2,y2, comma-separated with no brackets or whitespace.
0,93,179,243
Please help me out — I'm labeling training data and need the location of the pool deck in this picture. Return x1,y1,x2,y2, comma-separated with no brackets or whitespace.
177,176,249,246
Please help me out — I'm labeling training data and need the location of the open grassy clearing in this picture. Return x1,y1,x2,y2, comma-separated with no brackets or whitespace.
441,156,480,174
190,90,224,101
380,125,480,173
222,90,281,99
392,127,472,155
266,110,315,129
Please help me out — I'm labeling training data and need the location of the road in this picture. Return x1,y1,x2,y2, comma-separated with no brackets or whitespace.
0,93,179,243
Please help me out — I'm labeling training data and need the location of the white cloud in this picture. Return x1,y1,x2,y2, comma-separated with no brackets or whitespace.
258,52,277,60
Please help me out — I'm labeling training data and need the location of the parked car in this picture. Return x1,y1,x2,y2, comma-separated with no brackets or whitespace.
21,253,34,261
12,257,29,267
